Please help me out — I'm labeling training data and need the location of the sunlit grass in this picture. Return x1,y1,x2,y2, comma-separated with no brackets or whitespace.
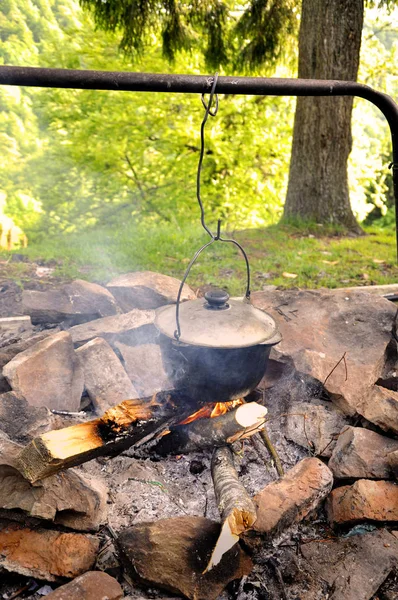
2,221,398,295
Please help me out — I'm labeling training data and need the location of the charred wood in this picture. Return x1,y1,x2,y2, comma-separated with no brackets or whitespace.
17,393,181,482
154,402,267,456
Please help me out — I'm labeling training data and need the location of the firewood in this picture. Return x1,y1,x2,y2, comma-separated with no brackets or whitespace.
259,427,284,477
17,394,179,482
205,446,257,572
155,402,267,456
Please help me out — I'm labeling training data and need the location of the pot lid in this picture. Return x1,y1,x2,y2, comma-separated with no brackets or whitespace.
155,289,281,349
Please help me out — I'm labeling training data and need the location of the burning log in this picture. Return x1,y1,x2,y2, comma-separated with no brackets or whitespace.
17,394,179,483
205,446,257,572
155,402,267,456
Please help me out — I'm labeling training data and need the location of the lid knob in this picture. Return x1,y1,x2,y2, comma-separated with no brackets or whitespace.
204,289,230,310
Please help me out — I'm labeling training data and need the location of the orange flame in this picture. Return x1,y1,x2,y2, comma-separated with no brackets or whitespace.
178,398,244,425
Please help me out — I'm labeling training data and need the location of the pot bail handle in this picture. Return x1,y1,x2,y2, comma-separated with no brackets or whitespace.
174,227,251,341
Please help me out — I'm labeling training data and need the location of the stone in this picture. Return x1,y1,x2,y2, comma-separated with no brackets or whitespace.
0,320,34,356
0,329,59,356
0,439,107,531
328,426,398,479
260,362,332,421
285,401,349,457
0,331,59,393
301,528,398,600
107,271,195,311
326,479,398,525
117,516,252,600
0,391,62,443
253,457,333,536
0,316,32,335
252,289,398,432
23,279,118,325
3,331,84,411
258,358,288,390
0,519,99,580
115,342,172,398
0,368,11,393
68,309,156,346
0,435,20,462
77,338,138,413
0,430,10,441
339,283,398,296
45,571,123,600
360,384,398,435
389,449,398,478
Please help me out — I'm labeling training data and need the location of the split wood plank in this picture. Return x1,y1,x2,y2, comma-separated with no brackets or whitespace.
17,394,179,482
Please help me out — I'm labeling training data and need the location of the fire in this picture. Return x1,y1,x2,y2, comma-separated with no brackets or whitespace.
210,398,244,418
179,398,244,425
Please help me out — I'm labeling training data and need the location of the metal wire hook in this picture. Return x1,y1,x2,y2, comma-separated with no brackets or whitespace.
201,91,219,116
196,73,219,239
174,72,251,341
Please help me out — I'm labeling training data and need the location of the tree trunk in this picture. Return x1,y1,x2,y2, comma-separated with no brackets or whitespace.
283,0,364,232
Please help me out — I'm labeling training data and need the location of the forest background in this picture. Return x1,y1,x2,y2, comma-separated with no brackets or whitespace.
0,0,398,293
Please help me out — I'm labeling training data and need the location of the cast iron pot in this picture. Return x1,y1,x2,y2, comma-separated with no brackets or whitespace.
155,289,281,404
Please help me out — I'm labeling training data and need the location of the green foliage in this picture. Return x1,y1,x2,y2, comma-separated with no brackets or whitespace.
0,0,85,236
234,0,297,70
29,78,294,236
0,0,296,240
368,0,398,11
79,0,299,70
348,5,398,222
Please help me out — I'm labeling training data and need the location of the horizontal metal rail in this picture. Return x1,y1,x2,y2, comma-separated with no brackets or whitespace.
1,65,397,254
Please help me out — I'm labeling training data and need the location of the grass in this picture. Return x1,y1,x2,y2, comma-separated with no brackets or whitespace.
2,221,398,295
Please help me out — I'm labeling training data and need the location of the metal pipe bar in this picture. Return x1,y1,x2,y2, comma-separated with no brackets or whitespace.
1,65,398,254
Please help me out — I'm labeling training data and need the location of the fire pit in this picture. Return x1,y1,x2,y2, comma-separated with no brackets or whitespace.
0,281,398,599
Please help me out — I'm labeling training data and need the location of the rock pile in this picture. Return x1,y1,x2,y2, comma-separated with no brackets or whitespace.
253,288,398,432
1,271,178,412
0,279,397,599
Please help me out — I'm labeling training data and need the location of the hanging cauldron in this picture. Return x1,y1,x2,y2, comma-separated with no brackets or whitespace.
155,288,281,404
155,73,281,403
